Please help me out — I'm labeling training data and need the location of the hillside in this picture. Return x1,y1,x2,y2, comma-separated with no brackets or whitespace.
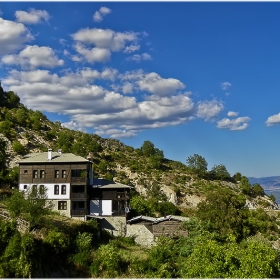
0,84,278,213
2,85,280,278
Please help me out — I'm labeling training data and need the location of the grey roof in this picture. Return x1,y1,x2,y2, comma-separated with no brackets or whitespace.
18,152,89,163
127,215,189,224
92,178,132,189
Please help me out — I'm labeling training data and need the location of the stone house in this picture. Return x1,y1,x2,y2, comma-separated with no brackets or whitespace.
18,150,132,223
126,215,189,247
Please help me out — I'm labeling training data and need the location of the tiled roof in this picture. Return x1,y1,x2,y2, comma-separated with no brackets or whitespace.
91,178,132,189
127,215,189,224
18,152,89,163
127,216,157,224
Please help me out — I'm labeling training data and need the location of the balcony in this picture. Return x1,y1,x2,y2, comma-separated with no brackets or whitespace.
71,209,88,216
116,192,130,200
71,193,88,199
71,177,87,184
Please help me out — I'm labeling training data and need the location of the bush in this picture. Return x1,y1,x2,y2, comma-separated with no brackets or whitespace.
12,141,26,155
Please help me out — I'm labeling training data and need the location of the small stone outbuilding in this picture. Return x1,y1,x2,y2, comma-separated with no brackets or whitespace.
126,215,189,247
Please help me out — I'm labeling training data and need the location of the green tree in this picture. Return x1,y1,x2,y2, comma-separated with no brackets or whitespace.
233,172,242,182
196,188,249,240
130,195,152,216
4,187,51,229
141,140,156,156
0,120,13,138
0,138,8,185
141,140,164,158
14,107,29,126
57,131,74,152
239,176,252,195
6,91,20,108
186,154,208,177
12,141,26,155
209,164,231,180
252,183,264,197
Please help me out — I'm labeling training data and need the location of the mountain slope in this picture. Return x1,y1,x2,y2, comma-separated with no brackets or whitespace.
0,84,278,213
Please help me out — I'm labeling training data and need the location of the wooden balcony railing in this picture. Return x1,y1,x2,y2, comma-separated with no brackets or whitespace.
71,209,88,216
71,177,87,184
71,193,88,199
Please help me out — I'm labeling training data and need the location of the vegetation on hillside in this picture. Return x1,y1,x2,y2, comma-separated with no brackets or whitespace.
1,84,280,277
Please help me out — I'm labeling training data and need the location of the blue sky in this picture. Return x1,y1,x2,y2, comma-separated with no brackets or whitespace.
0,2,280,178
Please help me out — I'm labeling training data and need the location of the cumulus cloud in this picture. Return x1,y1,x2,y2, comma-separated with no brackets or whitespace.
196,100,224,120
265,113,280,126
221,81,232,91
0,18,33,54
15,9,50,24
71,28,139,63
137,72,185,96
3,67,214,138
227,111,239,117
1,45,64,69
71,27,140,64
62,120,87,132
124,44,140,53
73,42,111,63
93,7,111,22
127,53,152,62
95,128,137,138
217,116,251,130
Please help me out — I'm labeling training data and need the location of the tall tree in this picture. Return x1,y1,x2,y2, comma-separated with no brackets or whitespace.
186,154,208,177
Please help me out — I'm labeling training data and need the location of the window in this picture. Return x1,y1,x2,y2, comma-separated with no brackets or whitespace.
61,185,66,195
58,201,67,210
55,170,59,178
40,170,45,178
39,185,45,195
33,170,38,178
54,185,59,195
24,170,28,174
23,185,27,189
71,170,80,177
62,170,66,178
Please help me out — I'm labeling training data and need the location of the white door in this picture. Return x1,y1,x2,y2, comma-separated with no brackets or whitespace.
101,200,112,215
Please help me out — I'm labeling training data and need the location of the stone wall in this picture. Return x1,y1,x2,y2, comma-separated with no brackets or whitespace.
126,224,155,247
100,216,127,237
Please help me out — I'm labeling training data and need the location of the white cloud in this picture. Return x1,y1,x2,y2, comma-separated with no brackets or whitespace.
15,9,50,24
217,116,251,130
127,53,152,62
137,72,185,96
3,68,197,138
0,18,33,54
121,82,134,94
93,7,111,22
265,113,280,126
196,100,224,120
61,120,87,132
227,111,239,117
1,45,64,69
95,128,137,138
73,42,111,63
71,28,139,52
124,44,140,53
221,81,232,91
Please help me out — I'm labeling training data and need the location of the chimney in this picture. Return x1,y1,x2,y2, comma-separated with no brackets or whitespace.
48,149,52,160
58,149,62,155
